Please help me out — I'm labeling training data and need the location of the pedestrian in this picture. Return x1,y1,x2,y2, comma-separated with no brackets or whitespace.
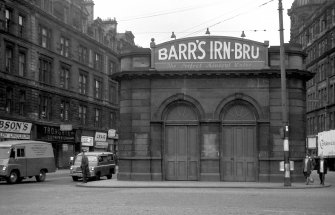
81,149,89,183
303,153,315,185
317,155,328,186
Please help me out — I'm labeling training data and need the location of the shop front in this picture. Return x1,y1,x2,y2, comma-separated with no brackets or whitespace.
35,124,78,169
113,36,312,182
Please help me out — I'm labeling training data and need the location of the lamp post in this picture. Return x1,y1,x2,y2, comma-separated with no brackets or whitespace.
278,0,291,186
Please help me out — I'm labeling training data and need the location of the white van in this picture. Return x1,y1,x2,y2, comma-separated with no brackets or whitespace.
0,140,56,184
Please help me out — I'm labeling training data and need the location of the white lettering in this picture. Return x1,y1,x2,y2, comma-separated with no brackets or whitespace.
214,41,223,59
179,43,187,60
159,48,168,60
168,45,178,60
251,46,259,59
188,42,197,59
243,44,251,59
235,43,243,59
197,41,206,59
223,42,230,59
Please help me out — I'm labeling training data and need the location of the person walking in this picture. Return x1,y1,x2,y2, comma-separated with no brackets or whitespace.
317,155,328,186
303,153,315,185
81,150,89,183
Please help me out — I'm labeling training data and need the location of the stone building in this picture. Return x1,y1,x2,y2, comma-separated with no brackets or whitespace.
0,0,134,168
288,0,335,168
112,36,312,182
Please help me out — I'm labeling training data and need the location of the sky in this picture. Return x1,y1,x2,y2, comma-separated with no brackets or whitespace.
94,0,295,48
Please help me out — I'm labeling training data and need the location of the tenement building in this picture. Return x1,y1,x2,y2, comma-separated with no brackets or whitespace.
112,36,312,182
288,0,335,169
0,0,134,168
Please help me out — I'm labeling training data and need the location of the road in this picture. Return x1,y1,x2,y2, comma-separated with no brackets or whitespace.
0,170,335,215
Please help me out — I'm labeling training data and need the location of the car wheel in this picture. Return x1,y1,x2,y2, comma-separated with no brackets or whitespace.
7,170,19,184
95,173,100,181
72,176,79,181
107,175,112,179
35,170,46,182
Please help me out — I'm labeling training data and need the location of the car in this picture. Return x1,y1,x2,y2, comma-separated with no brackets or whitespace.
69,152,116,181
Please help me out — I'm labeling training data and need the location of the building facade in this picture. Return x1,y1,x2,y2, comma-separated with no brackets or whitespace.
112,36,312,182
288,0,335,168
0,0,133,168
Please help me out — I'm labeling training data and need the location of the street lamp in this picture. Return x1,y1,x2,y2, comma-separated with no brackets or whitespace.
278,0,291,186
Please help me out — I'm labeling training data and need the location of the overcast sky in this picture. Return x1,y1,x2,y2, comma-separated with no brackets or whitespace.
94,0,295,48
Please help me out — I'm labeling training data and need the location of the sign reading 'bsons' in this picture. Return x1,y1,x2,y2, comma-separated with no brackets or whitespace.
152,36,269,71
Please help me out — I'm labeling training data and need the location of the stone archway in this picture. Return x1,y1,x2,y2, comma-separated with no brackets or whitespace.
164,102,199,181
220,101,258,182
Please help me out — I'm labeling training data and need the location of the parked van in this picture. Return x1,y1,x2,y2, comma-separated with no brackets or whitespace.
0,140,56,184
70,151,116,181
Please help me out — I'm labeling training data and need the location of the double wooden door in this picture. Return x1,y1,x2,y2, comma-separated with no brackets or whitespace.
221,126,256,182
165,125,198,181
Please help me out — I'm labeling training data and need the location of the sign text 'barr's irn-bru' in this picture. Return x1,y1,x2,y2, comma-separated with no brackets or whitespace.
152,36,269,71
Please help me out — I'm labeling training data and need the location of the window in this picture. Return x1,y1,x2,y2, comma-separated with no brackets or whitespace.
5,45,14,73
39,57,52,84
94,53,102,71
79,105,87,125
94,78,102,99
60,100,70,121
39,95,52,120
16,148,25,157
19,90,26,116
5,87,13,113
18,15,25,37
60,36,70,57
5,8,12,32
60,64,70,89
94,108,101,127
39,25,51,48
78,45,88,64
109,84,117,104
109,60,115,75
109,112,116,128
79,72,87,94
19,51,26,77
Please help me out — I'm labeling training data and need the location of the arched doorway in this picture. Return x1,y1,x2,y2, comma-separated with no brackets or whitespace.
164,102,199,181
221,102,257,182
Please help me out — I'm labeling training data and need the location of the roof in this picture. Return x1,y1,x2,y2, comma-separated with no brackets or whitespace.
0,140,51,147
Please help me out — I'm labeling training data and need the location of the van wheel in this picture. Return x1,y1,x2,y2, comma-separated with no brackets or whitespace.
35,170,46,182
95,173,100,181
72,176,79,181
107,174,112,179
7,171,19,184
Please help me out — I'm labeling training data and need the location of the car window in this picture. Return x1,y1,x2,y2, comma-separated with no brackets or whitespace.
74,155,98,166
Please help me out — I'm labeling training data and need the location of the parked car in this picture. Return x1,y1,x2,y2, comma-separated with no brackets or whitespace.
0,140,56,184
69,152,116,181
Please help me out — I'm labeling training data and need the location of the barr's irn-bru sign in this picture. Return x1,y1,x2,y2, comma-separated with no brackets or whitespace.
152,36,268,71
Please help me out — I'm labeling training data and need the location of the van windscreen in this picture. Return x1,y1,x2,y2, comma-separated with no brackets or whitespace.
0,147,10,159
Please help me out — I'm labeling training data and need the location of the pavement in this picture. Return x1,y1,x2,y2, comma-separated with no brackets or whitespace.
50,169,334,189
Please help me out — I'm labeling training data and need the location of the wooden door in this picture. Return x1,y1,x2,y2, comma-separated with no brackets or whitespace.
221,126,256,181
165,125,198,181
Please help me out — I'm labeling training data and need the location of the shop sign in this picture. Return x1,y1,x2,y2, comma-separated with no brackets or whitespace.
0,132,30,139
318,130,335,157
152,36,268,71
37,125,75,141
108,129,116,138
95,141,108,148
60,124,72,131
306,136,317,149
0,119,32,134
81,136,94,146
95,132,107,142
